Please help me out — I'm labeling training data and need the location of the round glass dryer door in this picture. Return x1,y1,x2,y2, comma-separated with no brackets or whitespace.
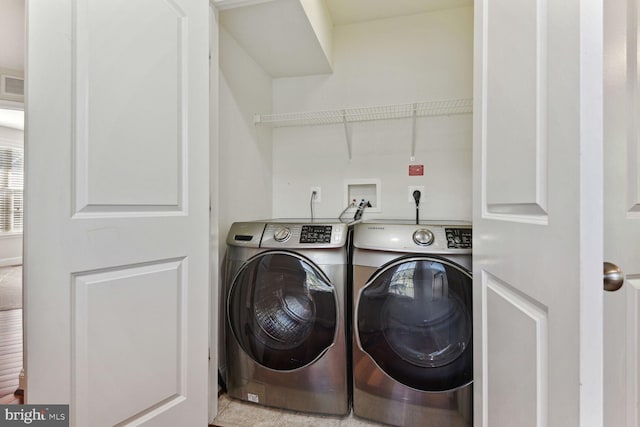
228,251,338,371
357,256,472,391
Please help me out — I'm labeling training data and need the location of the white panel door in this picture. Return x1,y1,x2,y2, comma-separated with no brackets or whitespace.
604,0,640,426
24,0,210,426
473,0,603,426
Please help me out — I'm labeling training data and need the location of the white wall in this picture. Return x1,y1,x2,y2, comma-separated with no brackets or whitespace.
271,7,473,221
299,0,334,67
218,27,273,256
0,125,22,266
0,0,24,71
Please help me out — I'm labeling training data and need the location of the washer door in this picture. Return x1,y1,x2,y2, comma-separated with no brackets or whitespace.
356,256,472,391
228,251,338,371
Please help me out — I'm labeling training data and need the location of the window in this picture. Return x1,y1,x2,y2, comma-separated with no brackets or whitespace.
0,146,23,233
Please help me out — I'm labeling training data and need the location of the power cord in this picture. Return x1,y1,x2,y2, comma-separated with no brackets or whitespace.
413,190,421,224
310,190,318,221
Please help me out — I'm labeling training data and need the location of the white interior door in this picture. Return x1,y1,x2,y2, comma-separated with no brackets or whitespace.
604,0,640,425
24,0,210,426
473,0,603,426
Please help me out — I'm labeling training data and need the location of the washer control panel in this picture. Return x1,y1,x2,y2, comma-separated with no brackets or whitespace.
300,225,333,243
261,222,347,248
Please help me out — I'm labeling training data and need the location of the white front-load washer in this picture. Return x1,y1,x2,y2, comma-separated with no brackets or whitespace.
352,220,472,427
223,219,352,415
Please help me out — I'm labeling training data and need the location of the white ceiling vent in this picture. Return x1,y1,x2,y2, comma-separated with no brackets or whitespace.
0,73,25,103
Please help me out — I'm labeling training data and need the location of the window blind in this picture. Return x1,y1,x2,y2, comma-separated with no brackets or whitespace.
0,147,23,233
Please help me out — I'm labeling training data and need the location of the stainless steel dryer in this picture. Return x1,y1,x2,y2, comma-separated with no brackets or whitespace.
224,219,351,415
352,220,472,427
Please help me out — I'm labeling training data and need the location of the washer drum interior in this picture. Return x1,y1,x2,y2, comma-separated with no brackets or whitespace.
228,252,338,371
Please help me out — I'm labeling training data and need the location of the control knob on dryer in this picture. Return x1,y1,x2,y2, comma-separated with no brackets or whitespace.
413,229,435,246
273,226,291,242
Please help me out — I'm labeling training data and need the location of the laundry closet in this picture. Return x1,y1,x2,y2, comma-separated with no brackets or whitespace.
215,0,474,255
213,2,475,424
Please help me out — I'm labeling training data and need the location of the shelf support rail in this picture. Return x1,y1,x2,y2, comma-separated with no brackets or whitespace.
342,110,352,161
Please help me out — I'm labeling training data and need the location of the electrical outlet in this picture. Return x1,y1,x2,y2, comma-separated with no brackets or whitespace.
310,186,322,203
408,186,424,203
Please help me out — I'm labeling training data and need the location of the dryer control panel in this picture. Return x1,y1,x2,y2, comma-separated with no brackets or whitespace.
353,222,471,254
445,228,472,249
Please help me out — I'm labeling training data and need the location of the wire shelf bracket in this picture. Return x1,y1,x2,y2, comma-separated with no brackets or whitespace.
341,110,353,160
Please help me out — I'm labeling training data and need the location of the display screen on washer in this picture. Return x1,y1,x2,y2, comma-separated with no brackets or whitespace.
300,225,332,243
228,252,338,371
357,256,472,391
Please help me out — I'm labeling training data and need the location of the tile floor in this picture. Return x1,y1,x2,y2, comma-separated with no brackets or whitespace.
213,394,388,427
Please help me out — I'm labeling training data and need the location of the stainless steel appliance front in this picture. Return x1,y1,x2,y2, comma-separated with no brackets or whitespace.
352,221,473,427
223,220,351,415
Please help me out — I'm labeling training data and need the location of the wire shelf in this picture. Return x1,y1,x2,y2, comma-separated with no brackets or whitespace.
254,98,473,127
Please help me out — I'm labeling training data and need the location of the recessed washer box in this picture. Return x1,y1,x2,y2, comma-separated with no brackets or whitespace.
344,179,381,212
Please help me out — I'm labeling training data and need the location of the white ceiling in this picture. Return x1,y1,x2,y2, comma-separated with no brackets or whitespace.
220,0,333,77
218,0,473,78
325,0,473,26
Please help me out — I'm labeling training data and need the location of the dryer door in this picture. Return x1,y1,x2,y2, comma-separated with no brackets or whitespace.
228,250,338,371
356,256,472,391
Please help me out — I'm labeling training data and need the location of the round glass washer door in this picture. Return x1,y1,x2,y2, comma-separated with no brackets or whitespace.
228,251,338,371
356,256,472,391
